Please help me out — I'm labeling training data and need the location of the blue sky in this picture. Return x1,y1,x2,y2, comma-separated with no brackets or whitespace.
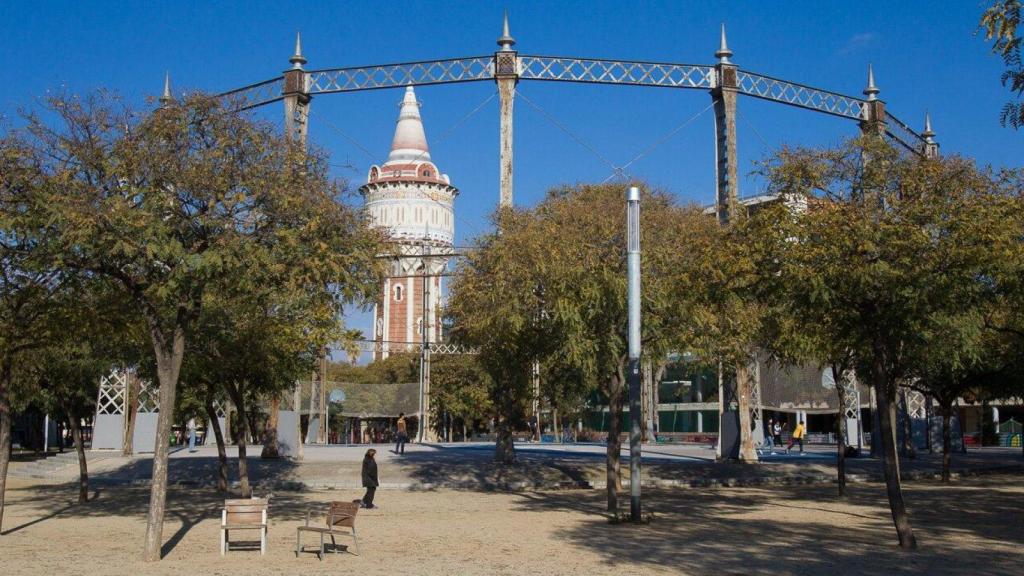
1,1,1019,359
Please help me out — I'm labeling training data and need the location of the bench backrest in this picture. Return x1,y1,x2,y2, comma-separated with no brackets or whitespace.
223,498,268,526
327,501,359,528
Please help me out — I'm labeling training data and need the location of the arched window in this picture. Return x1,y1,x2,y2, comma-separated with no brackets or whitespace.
394,284,403,302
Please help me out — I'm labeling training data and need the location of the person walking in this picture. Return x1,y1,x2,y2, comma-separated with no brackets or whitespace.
395,413,408,455
773,420,783,447
786,420,806,454
186,418,197,453
361,448,379,509
759,418,776,455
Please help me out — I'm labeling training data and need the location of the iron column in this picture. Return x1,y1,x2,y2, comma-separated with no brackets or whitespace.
495,12,518,208
283,33,311,148
626,185,642,522
711,24,739,226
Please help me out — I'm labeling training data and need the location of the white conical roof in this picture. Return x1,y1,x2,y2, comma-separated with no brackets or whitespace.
386,86,431,164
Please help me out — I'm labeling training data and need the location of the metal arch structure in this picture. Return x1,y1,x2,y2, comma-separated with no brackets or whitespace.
215,22,938,218
205,19,939,450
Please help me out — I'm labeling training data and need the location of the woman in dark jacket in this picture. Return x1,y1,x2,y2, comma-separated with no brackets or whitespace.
361,449,379,509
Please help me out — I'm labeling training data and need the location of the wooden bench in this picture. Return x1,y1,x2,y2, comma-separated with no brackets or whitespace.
296,501,360,560
220,498,268,555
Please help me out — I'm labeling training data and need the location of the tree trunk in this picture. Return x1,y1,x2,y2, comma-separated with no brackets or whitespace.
736,361,757,462
653,362,666,440
124,372,140,456
494,414,515,464
0,372,11,534
606,367,624,517
68,413,89,503
873,373,917,549
226,383,252,498
261,395,280,459
142,330,187,562
836,408,847,497
889,398,901,482
204,399,228,493
941,402,952,484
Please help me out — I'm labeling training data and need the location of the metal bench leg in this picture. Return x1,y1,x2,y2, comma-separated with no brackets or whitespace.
319,532,324,561
220,528,226,555
352,528,359,556
260,527,266,556
295,528,301,557
330,534,336,554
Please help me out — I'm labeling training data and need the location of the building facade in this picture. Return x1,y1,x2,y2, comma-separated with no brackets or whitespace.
360,86,457,359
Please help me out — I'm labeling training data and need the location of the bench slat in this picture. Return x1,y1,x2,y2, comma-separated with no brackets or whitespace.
225,505,267,513
226,512,264,524
225,498,268,506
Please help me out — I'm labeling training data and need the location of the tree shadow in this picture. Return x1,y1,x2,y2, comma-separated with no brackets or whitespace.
3,454,304,557
507,477,1024,576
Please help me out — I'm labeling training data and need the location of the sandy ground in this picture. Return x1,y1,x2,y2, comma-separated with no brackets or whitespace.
1,475,1021,576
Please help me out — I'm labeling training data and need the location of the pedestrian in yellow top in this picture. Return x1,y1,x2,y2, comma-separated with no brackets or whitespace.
786,420,806,455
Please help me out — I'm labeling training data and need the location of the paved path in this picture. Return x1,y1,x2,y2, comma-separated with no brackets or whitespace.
11,442,1022,490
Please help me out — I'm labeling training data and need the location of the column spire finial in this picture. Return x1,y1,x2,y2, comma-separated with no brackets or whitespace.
497,10,516,51
159,72,173,107
290,32,307,70
715,23,733,64
864,63,879,101
922,111,935,141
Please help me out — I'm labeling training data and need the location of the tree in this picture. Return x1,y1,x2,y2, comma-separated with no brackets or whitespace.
981,0,1024,128
16,91,383,560
675,208,764,462
0,132,62,533
430,354,493,440
31,277,142,503
757,137,1015,549
450,184,728,516
447,209,546,465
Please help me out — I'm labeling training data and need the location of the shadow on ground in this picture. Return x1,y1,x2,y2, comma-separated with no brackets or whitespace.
2,455,302,557
508,477,1024,576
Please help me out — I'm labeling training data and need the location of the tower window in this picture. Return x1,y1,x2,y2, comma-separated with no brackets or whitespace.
394,284,403,302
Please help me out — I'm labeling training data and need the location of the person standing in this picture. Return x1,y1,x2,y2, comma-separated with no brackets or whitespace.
361,449,379,509
186,418,197,453
786,420,806,454
395,413,408,455
773,420,783,447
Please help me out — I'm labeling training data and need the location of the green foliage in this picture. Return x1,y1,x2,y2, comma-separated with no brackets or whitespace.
430,354,493,423
4,90,387,555
753,138,1013,399
981,0,1024,128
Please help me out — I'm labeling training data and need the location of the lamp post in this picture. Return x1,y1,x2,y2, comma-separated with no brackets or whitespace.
626,186,642,522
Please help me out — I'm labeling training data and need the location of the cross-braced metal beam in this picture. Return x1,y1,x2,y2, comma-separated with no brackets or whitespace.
219,77,286,111
349,339,477,355
307,57,494,94
735,70,868,121
884,113,929,155
519,56,715,89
